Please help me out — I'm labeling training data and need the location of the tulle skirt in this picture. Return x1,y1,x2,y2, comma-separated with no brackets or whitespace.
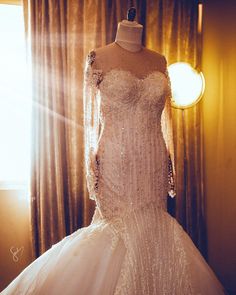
1,202,227,295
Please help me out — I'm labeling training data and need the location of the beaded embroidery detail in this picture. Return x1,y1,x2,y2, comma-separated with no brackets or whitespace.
85,50,176,204
83,49,200,294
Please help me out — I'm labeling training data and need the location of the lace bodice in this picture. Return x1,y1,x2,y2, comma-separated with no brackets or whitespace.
83,50,176,220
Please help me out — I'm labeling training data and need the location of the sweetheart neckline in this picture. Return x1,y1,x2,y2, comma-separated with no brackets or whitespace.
96,68,167,83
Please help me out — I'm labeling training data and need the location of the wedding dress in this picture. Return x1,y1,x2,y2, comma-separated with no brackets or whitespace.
1,50,227,295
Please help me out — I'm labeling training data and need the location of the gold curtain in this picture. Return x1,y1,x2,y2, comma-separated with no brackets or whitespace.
23,0,206,258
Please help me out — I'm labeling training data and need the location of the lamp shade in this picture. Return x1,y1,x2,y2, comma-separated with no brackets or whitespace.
168,62,205,109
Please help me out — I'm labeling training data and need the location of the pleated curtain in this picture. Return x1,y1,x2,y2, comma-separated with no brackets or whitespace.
23,0,206,258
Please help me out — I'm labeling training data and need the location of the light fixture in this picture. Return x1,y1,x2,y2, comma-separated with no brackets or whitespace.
167,62,205,205
168,62,205,109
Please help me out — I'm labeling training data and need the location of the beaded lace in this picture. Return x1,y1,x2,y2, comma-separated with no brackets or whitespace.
83,50,176,205
80,50,227,295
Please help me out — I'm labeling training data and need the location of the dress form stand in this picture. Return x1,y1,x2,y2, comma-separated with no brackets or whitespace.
115,4,143,52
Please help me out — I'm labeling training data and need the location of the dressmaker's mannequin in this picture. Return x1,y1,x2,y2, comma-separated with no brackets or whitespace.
115,19,143,52
91,19,166,78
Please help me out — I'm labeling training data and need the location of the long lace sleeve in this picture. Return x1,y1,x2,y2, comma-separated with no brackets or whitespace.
161,56,176,198
83,50,103,200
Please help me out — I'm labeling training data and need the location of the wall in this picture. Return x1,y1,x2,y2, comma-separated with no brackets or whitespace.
202,1,236,294
0,188,33,291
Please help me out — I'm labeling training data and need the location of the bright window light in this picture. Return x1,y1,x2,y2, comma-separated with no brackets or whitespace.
0,4,32,188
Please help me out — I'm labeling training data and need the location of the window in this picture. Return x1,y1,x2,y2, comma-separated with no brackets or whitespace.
0,3,32,189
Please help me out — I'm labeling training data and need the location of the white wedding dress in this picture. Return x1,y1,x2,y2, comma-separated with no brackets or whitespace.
1,50,227,295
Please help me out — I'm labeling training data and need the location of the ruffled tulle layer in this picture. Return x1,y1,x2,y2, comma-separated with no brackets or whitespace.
1,202,226,295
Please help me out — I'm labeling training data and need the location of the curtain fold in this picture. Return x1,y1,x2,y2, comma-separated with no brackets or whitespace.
23,0,206,258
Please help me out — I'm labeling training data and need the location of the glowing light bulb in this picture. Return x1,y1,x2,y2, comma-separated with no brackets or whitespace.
168,62,205,109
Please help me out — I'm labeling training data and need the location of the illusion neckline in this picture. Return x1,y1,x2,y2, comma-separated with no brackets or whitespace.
98,68,166,82
113,41,144,53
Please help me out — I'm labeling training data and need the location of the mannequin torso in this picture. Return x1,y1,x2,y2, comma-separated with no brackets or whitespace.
90,20,166,79
91,42,166,80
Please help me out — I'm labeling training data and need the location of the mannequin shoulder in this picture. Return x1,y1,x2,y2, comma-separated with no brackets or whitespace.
142,47,167,73
143,47,166,62
92,43,116,66
85,44,113,70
